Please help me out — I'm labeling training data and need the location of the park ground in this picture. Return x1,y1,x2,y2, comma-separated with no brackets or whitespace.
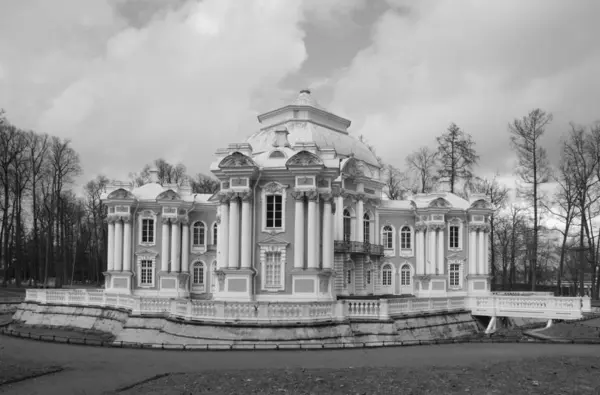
1,287,600,394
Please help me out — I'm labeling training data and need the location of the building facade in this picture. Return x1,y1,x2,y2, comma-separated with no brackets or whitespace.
102,90,492,301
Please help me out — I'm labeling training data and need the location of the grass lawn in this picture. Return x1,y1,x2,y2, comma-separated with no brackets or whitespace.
114,356,600,395
0,361,63,386
536,322,600,340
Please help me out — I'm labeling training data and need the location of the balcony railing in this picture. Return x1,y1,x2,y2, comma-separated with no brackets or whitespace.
334,240,384,256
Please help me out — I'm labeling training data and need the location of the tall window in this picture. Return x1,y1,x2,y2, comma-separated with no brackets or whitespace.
265,252,282,288
193,222,206,246
401,264,411,286
142,219,154,243
212,223,218,245
192,262,204,285
343,209,352,241
347,270,352,284
382,226,393,249
140,260,153,285
400,226,411,249
449,263,461,287
449,225,459,249
266,195,283,229
366,270,371,285
382,264,392,286
363,213,371,243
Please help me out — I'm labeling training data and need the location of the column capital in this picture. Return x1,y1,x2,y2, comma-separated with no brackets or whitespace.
121,216,132,224
239,191,253,203
353,193,366,202
469,223,489,232
427,223,445,232
415,223,427,232
106,216,117,224
218,193,230,204
161,217,171,225
332,188,344,198
291,189,305,201
320,193,333,203
180,216,190,226
306,190,319,201
228,193,240,203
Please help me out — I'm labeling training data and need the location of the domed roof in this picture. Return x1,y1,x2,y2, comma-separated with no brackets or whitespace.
247,90,380,167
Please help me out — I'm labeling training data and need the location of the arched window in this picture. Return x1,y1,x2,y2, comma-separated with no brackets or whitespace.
363,213,371,243
382,264,393,286
193,222,206,247
212,222,218,246
382,226,393,250
343,209,352,241
400,226,411,250
192,262,204,285
401,264,411,285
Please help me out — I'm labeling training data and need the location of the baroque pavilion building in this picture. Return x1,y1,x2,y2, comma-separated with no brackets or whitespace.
101,90,492,302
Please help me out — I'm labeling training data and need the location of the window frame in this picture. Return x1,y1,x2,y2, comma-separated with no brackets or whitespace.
138,210,157,247
381,264,393,287
211,222,218,247
447,218,464,251
363,212,372,244
381,224,396,256
448,260,463,289
261,182,287,234
259,243,287,291
400,264,412,286
192,221,207,248
343,209,353,242
136,254,157,288
399,225,414,257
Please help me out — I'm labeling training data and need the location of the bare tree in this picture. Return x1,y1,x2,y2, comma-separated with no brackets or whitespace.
436,123,479,194
509,109,553,290
190,173,220,194
382,164,410,200
406,146,437,193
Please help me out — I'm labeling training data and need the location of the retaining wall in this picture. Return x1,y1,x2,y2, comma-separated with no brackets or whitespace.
10,302,481,345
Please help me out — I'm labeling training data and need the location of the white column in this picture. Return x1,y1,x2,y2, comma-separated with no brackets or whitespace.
171,220,180,272
161,219,170,272
315,198,321,267
483,228,489,275
374,209,380,244
427,227,436,275
114,219,123,272
469,227,477,275
219,200,229,270
437,228,445,275
307,193,318,269
123,218,132,272
322,195,333,270
335,195,344,240
228,196,240,268
240,194,252,269
478,229,485,275
356,196,364,243
293,192,305,269
416,229,424,275
181,221,189,273
107,220,115,271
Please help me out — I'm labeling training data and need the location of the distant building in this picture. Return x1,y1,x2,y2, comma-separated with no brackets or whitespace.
101,90,493,301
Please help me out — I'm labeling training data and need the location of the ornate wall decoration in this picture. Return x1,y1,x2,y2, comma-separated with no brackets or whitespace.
218,151,257,168
107,188,135,200
157,190,180,200
262,181,286,194
286,150,323,167
470,199,491,209
290,190,305,201
429,198,451,208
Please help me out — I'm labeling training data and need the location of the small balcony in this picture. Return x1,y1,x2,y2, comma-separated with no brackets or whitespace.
334,239,384,256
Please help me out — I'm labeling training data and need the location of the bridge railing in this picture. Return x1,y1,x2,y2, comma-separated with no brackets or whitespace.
469,294,591,320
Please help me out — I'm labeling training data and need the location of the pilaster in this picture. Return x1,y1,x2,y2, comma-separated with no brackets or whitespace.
114,219,123,272
292,190,305,270
306,190,318,269
123,217,132,272
240,192,252,269
228,195,240,269
161,218,170,272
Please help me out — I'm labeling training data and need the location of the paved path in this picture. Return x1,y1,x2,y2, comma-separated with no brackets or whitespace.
1,336,599,395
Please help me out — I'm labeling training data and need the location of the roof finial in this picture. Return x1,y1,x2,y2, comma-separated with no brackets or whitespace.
300,88,311,95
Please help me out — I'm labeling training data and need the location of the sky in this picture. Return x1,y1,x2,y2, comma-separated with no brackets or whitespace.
1,0,600,189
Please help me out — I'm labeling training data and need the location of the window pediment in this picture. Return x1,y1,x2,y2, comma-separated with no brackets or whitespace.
157,190,180,200
135,249,159,257
219,151,257,169
258,235,289,247
108,188,136,200
286,150,323,167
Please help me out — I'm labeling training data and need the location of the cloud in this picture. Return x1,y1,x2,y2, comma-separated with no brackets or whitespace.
1,0,362,183
329,0,600,180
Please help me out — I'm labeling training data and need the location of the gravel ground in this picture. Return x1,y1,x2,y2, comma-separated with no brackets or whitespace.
113,356,600,395
0,362,63,386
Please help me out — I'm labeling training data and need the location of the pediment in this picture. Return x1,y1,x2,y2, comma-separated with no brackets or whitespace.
257,235,289,246
286,150,323,167
470,199,492,209
156,189,180,200
341,157,363,177
219,151,257,169
135,249,159,257
107,188,135,200
429,197,451,208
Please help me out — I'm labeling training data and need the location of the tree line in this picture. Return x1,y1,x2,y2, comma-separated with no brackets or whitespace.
0,109,219,287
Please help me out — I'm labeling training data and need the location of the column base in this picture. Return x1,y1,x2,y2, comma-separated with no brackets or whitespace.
103,271,133,294
290,268,335,301
212,268,255,301
414,274,447,298
467,274,490,294
157,271,190,298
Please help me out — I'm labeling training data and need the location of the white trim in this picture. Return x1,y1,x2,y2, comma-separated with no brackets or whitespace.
260,244,286,291
191,220,207,253
447,217,464,252
190,259,206,293
448,259,464,289
363,210,374,243
138,210,157,247
399,224,414,258
136,255,156,288
343,207,355,241
295,175,316,189
261,182,288,234
211,221,218,247
381,224,396,256
381,262,395,290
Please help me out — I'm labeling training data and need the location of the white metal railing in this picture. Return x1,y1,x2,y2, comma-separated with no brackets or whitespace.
23,289,592,323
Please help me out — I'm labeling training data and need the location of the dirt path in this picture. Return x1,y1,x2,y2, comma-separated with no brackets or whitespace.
1,335,599,395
